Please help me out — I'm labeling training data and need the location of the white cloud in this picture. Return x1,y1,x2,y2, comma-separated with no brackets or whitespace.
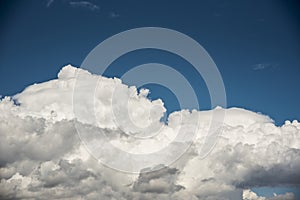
0,65,299,199
46,0,54,7
109,12,120,18
243,189,296,200
69,1,99,11
252,63,279,71
46,0,99,11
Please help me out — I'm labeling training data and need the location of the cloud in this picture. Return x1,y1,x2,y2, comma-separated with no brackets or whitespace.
109,12,120,18
46,0,54,7
252,63,279,71
133,166,184,194
46,0,99,11
243,189,296,200
69,1,99,11
0,65,299,199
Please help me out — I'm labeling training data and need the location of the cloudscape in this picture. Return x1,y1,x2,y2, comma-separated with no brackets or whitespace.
0,66,299,199
1,1,300,199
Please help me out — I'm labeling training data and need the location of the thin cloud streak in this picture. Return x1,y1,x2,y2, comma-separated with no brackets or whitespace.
69,1,99,11
46,0,54,7
252,63,279,71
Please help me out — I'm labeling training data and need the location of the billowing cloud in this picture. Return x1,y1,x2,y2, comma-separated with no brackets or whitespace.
0,65,299,199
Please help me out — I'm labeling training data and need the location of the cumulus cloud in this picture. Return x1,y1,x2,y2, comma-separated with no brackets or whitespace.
0,65,299,199
243,189,296,200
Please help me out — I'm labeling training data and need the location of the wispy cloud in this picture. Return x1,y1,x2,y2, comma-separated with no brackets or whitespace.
46,0,54,7
109,11,120,19
69,1,99,11
252,63,279,71
46,1,120,16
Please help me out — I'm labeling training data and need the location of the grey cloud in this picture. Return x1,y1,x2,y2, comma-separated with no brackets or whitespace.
209,143,300,189
0,115,78,165
236,161,300,188
0,158,124,200
133,165,184,194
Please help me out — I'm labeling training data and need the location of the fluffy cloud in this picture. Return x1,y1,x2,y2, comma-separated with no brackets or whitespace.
0,65,299,199
243,189,296,200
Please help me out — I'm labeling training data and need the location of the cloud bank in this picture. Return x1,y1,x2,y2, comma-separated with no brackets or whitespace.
0,65,299,199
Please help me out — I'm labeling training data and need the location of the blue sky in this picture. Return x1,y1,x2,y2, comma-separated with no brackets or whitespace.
0,0,300,197
1,0,300,126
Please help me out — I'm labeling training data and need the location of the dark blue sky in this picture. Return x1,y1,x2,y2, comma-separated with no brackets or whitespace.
1,0,300,125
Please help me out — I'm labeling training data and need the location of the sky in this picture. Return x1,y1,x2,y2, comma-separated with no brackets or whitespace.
0,0,300,199
0,0,300,125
